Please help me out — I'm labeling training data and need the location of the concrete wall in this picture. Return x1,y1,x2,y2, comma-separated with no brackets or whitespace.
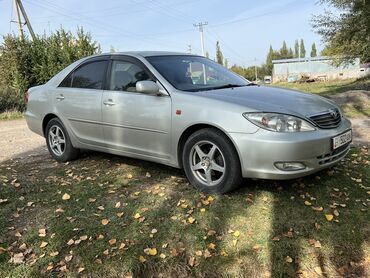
272,57,369,83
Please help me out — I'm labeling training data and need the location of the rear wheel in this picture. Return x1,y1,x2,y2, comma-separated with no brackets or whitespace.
45,118,79,162
182,128,242,194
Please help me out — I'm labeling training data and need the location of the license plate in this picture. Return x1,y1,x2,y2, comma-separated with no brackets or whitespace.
332,130,352,150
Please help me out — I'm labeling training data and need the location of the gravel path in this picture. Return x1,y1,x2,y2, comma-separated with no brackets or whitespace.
0,118,369,164
0,119,47,163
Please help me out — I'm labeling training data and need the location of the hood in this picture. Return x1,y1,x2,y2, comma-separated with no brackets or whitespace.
197,85,338,118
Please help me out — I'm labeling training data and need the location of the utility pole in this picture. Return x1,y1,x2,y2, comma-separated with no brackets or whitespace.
193,22,208,56
12,0,24,39
12,0,36,40
254,58,258,82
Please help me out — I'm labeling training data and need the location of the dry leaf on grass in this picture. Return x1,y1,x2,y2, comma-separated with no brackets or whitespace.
101,219,109,225
285,256,293,263
62,193,70,200
38,228,46,237
40,241,48,248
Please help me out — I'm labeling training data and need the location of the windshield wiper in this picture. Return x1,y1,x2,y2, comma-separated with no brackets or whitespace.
209,84,248,90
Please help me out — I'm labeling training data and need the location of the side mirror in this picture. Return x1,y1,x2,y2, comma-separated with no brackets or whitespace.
136,81,160,95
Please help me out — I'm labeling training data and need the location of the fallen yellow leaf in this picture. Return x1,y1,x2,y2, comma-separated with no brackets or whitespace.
101,219,109,225
50,251,59,257
208,243,216,250
148,248,157,256
109,238,117,245
40,241,48,248
62,193,70,200
207,196,214,202
285,256,293,263
233,230,240,237
200,208,206,212
144,248,157,256
187,217,195,224
304,200,312,206
134,213,141,219
325,214,334,221
46,265,53,271
38,228,46,237
312,206,323,212
139,255,146,262
159,253,166,259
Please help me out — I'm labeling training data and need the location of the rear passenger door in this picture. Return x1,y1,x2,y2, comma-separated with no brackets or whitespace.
55,57,108,146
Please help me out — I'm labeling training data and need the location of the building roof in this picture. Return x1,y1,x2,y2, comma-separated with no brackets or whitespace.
272,56,334,64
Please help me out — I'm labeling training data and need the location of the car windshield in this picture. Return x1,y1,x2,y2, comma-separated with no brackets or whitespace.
146,55,250,92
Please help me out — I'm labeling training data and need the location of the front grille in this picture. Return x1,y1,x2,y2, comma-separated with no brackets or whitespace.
308,109,341,129
316,143,350,165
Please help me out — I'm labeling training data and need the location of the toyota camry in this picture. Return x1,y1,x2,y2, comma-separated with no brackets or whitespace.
25,52,352,193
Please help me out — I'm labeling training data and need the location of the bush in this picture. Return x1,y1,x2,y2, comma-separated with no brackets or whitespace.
0,27,101,113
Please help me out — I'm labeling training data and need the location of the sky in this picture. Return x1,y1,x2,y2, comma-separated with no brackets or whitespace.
0,0,329,66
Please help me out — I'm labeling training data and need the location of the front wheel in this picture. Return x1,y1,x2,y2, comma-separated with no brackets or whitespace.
45,118,79,162
182,128,242,194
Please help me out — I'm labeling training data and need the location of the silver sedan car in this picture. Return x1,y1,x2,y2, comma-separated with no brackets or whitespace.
25,52,352,193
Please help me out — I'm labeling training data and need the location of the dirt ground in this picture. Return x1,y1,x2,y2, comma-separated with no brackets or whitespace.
0,116,369,163
0,119,46,163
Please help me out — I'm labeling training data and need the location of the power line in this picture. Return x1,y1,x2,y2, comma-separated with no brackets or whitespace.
23,0,181,49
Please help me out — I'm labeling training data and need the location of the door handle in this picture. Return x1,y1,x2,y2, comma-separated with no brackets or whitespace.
56,94,65,101
103,99,115,106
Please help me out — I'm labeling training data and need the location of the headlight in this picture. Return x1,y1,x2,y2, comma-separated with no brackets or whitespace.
243,112,315,132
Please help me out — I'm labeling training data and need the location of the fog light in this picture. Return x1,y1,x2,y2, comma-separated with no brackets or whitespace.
274,162,306,171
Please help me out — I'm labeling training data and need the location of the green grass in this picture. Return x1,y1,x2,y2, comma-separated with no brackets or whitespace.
272,78,370,118
0,147,369,277
0,110,24,121
272,78,370,96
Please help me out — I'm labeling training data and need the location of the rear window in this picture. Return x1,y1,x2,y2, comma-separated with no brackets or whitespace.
59,60,108,89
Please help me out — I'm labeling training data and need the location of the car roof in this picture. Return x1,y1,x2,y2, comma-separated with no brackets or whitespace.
112,51,195,57
89,51,197,59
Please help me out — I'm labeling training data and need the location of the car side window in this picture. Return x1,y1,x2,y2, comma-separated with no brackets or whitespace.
59,60,107,89
109,60,152,92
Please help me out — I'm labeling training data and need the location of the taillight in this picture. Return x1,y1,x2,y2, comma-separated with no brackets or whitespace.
24,90,29,103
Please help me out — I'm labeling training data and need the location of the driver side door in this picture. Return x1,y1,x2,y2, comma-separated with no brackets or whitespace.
102,57,172,162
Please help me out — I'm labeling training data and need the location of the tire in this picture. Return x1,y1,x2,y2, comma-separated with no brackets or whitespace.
45,118,79,162
182,128,242,194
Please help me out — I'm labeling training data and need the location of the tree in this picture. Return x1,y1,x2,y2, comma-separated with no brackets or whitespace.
294,40,299,58
300,39,306,58
310,43,317,57
280,41,289,58
205,51,209,58
0,27,100,112
224,58,228,68
265,45,274,74
288,48,294,59
215,41,224,65
312,0,370,63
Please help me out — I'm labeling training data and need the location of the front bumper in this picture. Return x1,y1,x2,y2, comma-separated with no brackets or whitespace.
229,117,352,179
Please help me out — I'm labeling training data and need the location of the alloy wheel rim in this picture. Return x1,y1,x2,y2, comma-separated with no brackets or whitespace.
189,140,225,186
48,125,66,156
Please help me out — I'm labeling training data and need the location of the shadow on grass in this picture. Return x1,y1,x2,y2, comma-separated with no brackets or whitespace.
0,147,369,277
